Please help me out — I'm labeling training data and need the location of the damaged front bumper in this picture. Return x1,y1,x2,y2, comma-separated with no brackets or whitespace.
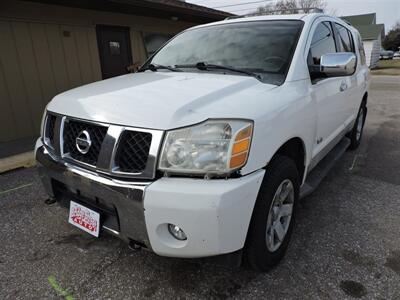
36,142,152,248
36,139,265,258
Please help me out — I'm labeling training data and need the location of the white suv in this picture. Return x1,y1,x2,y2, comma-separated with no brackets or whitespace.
36,13,369,271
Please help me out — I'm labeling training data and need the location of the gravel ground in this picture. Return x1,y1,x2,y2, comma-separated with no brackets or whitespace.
1,75,399,299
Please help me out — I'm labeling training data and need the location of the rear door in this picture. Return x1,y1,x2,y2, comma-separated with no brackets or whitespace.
333,22,360,127
96,25,133,79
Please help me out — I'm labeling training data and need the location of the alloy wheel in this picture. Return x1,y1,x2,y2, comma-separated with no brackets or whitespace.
265,179,294,252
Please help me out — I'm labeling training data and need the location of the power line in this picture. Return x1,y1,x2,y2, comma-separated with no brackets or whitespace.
210,0,274,9
230,6,263,13
195,0,222,2
192,0,235,3
194,0,242,2
229,2,278,12
229,3,272,12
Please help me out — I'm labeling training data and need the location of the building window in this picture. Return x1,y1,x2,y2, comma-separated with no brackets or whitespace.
143,33,173,57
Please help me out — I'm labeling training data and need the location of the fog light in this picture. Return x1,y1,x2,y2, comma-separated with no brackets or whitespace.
168,224,187,241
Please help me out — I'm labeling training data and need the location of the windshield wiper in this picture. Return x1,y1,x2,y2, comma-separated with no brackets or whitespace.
140,63,182,72
175,62,262,80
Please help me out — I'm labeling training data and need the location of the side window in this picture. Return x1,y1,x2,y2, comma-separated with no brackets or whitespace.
308,22,337,66
335,23,355,53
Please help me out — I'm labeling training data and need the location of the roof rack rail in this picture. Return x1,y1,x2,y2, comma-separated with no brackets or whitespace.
226,7,324,20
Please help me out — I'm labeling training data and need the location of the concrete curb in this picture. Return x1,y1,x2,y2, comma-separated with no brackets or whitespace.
0,152,36,174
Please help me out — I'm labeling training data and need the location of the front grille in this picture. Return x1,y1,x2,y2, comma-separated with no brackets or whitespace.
63,119,108,166
43,114,161,178
115,131,152,173
45,114,57,148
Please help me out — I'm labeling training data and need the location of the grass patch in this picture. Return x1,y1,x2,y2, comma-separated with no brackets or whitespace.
48,276,74,300
377,59,400,69
371,59,400,75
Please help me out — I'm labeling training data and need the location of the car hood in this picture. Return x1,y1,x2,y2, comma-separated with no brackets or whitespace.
48,72,277,130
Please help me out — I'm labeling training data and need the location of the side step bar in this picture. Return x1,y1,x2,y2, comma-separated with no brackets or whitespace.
300,137,351,199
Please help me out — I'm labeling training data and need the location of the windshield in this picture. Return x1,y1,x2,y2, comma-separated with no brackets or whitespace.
148,20,303,85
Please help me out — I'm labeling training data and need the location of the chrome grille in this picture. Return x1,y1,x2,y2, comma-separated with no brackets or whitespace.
62,119,108,166
44,114,57,148
43,113,163,179
115,131,152,173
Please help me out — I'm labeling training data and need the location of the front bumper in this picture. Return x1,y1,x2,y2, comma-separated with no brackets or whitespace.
36,141,265,258
36,143,151,246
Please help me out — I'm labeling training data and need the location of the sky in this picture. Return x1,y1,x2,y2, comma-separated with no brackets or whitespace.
187,0,400,33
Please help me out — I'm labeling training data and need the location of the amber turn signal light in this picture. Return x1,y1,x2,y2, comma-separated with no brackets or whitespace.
229,125,253,169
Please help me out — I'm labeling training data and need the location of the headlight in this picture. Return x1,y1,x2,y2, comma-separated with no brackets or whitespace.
159,119,253,176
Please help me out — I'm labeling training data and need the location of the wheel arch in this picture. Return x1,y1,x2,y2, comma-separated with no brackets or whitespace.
267,137,307,183
362,92,368,105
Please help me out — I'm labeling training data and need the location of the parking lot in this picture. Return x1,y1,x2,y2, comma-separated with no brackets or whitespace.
1,75,399,299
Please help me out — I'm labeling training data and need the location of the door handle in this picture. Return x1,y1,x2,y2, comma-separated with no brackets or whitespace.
340,81,348,92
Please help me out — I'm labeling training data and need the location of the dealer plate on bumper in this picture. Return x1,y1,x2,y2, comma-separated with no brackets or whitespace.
68,201,100,237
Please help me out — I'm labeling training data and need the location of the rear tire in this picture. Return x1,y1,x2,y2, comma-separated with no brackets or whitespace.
244,155,299,272
348,102,367,150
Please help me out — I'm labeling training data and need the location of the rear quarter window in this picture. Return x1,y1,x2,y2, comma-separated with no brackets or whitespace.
356,33,367,65
335,23,355,53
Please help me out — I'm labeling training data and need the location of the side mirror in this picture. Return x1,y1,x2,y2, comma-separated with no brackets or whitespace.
320,52,356,77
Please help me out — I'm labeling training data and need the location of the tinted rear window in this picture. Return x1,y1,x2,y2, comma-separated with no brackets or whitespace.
335,23,355,53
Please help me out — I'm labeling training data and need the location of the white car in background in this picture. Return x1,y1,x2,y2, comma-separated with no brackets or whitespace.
380,50,394,60
36,12,369,271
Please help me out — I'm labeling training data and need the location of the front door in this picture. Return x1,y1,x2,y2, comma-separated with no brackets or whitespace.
308,21,347,164
96,25,133,79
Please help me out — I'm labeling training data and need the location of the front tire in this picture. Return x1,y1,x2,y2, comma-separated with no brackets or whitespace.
244,155,299,272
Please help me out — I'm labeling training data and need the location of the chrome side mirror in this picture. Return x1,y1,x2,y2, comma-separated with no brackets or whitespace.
320,52,356,77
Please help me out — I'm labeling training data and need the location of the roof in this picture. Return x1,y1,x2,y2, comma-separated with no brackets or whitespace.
340,13,384,41
356,24,385,40
142,0,231,16
25,0,233,23
121,0,232,19
341,13,376,25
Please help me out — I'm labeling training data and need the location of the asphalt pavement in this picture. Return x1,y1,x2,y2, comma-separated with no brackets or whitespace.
1,75,399,299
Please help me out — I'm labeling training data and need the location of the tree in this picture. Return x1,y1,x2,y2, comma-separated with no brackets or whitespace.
256,0,326,15
382,21,400,51
298,0,327,12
